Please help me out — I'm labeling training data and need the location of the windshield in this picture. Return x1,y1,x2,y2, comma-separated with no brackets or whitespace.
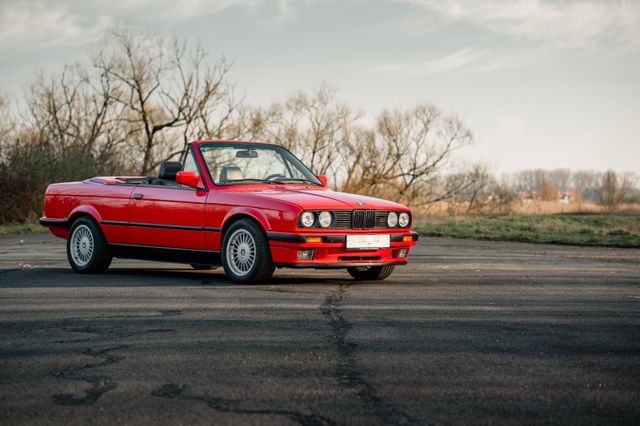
198,143,322,186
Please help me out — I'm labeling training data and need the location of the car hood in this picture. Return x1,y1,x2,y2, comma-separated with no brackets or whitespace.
227,186,409,211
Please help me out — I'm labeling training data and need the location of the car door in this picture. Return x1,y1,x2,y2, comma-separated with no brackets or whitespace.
128,150,208,250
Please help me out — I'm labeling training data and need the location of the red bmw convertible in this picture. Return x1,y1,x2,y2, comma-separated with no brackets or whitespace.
40,140,418,283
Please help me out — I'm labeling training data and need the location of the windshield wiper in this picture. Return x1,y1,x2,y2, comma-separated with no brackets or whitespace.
220,178,277,185
272,178,320,185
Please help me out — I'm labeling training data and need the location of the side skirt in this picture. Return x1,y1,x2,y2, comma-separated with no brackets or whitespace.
109,244,221,265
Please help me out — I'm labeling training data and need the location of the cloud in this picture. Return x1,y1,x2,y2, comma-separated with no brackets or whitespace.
397,0,640,50
415,47,486,73
153,0,259,21
372,47,501,75
0,1,111,56
0,0,305,56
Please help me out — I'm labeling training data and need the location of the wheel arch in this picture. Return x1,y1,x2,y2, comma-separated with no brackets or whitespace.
67,206,105,240
68,205,102,225
220,208,271,239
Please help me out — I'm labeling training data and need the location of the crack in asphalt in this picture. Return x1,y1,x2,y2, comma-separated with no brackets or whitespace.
151,383,336,426
321,282,418,425
55,326,174,344
51,309,182,406
52,345,125,406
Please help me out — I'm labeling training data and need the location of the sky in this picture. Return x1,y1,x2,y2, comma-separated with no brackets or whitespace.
1,0,639,174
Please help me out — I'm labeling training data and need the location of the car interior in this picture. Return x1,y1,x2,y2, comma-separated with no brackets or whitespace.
95,160,248,187
150,161,182,186
219,165,244,182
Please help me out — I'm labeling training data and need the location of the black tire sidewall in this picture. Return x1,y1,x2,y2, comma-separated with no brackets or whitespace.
66,217,112,274
221,219,274,283
347,264,395,280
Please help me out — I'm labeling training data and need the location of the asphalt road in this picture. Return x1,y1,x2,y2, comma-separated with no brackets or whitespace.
1,233,639,425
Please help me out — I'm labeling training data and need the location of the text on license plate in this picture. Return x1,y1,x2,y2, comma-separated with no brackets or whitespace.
346,234,390,249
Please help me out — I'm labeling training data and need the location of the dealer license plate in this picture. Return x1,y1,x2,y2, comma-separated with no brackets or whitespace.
346,234,390,249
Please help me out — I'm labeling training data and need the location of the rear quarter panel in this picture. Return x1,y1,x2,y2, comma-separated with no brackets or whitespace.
45,181,134,243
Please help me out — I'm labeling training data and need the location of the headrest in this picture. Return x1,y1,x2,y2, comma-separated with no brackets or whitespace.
220,165,243,182
159,161,182,180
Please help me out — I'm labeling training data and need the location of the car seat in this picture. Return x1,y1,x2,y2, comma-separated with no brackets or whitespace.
219,165,243,182
152,161,182,185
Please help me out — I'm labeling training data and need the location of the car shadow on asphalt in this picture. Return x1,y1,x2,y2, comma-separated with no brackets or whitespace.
0,267,351,288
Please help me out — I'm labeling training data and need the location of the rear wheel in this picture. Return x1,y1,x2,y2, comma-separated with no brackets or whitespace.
67,217,112,274
221,219,274,284
347,265,395,281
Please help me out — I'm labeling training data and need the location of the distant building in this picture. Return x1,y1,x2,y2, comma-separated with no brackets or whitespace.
516,190,576,203
517,191,534,202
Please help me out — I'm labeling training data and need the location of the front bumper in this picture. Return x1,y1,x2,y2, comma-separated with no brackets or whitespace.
267,231,418,269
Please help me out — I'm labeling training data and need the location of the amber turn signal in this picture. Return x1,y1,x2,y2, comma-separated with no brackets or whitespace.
305,237,323,243
403,235,413,242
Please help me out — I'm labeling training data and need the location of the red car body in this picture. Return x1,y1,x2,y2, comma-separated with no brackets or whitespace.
40,140,418,281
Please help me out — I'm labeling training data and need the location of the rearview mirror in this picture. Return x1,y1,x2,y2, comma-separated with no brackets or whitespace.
176,171,203,189
236,149,258,158
317,175,328,186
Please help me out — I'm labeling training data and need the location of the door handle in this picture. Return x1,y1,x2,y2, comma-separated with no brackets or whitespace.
133,194,144,200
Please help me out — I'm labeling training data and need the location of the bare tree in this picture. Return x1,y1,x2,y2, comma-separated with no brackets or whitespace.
25,64,128,170
94,28,234,174
334,125,377,193
510,170,538,192
0,93,11,157
371,103,474,202
235,94,476,203
535,170,558,201
0,93,10,133
455,164,513,214
235,84,360,180
546,169,571,192
596,170,633,209
572,170,599,202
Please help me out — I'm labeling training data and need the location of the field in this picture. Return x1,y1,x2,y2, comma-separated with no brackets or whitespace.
414,214,640,248
0,221,44,235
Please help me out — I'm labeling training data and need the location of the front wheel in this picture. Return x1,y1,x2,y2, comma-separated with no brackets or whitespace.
347,265,395,281
221,219,274,284
67,217,112,274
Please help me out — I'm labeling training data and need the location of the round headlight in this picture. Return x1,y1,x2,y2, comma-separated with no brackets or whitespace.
387,212,398,227
318,211,332,228
300,211,315,228
399,212,410,227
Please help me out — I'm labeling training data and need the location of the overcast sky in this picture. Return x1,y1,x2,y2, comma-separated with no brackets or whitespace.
1,0,638,173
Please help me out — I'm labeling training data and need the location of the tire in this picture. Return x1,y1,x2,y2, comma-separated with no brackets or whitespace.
347,265,395,281
190,264,218,270
221,218,274,284
66,216,112,274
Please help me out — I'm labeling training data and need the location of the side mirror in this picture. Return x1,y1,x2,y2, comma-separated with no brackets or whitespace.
317,175,328,186
176,171,203,189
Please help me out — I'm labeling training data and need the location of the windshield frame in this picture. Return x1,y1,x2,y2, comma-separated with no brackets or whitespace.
197,142,323,187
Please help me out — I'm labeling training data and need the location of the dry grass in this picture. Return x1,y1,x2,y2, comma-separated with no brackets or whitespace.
413,201,640,221
0,221,45,235
414,214,640,248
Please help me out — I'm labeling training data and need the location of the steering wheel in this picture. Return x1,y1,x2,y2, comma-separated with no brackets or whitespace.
265,173,287,181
